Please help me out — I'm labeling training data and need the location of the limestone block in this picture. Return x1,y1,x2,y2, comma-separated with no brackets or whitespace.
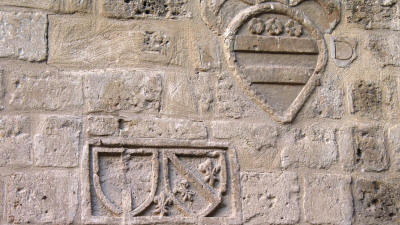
381,73,400,119
189,72,216,115
281,125,338,169
0,69,4,110
86,116,119,136
366,32,400,67
100,0,189,19
34,116,81,167
216,72,264,119
353,178,400,225
162,71,197,116
339,125,389,172
388,124,400,171
353,126,388,172
7,69,83,111
306,75,344,119
0,0,92,13
0,179,3,220
241,172,299,224
0,11,47,61
83,70,162,113
345,0,400,30
348,80,382,119
338,126,355,171
212,120,280,170
190,32,221,72
304,173,353,225
0,116,32,166
120,118,207,139
5,171,78,224
48,15,187,67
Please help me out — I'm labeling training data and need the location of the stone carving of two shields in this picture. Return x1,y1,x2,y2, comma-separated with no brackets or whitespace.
201,0,341,123
91,146,229,218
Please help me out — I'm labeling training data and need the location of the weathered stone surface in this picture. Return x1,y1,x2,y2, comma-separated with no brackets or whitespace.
162,71,197,116
0,69,4,110
189,72,215,115
48,15,187,67
83,70,162,113
353,126,389,172
339,125,388,172
345,0,400,30
5,171,78,224
348,80,382,118
1,0,399,224
191,34,221,72
281,125,338,169
353,178,400,225
34,116,81,167
100,0,189,19
338,126,356,171
216,72,264,119
0,0,92,13
212,120,280,170
306,76,345,119
86,116,119,136
382,73,400,119
241,172,300,224
0,116,32,166
0,179,3,220
388,124,400,171
120,118,207,139
339,124,389,172
304,173,353,225
0,11,47,61
6,69,83,111
366,32,400,67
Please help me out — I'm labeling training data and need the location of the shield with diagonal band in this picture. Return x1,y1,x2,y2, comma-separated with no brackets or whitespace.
162,149,227,216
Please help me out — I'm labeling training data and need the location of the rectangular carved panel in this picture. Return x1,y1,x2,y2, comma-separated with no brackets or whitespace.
81,138,242,225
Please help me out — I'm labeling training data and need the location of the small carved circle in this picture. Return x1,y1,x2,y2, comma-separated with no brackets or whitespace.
265,18,283,36
248,18,265,35
285,19,303,37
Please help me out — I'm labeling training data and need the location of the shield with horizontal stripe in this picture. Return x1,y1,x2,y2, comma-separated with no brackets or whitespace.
224,2,328,123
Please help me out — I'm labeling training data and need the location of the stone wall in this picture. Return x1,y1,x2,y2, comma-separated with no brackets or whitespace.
0,0,399,224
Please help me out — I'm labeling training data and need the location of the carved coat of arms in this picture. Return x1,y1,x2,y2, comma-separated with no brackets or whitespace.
81,138,241,224
201,0,341,122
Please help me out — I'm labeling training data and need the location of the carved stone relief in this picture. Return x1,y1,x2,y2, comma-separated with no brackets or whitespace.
81,138,241,225
0,0,399,224
201,0,341,123
101,0,189,19
330,36,358,67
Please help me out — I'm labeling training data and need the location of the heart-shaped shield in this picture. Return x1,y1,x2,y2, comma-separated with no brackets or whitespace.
223,2,328,123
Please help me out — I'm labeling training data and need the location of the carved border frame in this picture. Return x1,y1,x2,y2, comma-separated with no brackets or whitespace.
81,138,242,225
223,2,328,123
